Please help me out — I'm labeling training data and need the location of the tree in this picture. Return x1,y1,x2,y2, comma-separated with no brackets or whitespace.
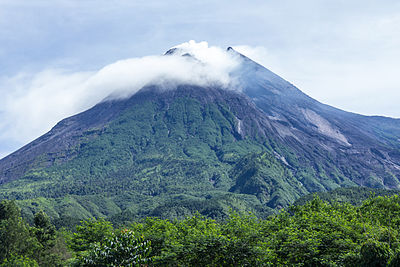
32,210,61,266
358,241,391,267
0,200,39,263
79,229,151,266
68,218,113,253
34,210,56,248
0,254,38,267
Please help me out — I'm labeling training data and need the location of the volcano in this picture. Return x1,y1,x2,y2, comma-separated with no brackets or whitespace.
1,45,400,224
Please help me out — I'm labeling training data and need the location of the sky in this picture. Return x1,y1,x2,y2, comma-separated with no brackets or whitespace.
0,0,400,158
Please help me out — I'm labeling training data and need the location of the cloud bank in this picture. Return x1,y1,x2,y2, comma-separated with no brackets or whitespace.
0,41,240,151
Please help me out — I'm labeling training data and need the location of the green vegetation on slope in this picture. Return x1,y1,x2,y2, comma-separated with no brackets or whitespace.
0,91,389,225
1,98,266,198
230,152,308,208
0,96,294,224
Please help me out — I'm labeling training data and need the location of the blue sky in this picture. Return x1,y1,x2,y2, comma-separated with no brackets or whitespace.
1,0,400,158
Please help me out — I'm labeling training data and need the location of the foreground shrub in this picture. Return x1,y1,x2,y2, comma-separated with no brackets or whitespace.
78,229,151,266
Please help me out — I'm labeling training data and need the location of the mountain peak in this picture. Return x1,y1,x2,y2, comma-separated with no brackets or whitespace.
164,47,179,55
165,43,237,58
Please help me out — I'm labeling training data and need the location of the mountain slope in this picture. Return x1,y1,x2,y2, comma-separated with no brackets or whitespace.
231,47,400,188
0,47,400,224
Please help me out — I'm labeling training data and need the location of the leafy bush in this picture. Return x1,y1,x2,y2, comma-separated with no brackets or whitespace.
78,229,151,266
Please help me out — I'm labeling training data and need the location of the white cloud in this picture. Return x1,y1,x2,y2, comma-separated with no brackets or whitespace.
0,41,240,150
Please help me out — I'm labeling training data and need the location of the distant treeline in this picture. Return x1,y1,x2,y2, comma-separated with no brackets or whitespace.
294,186,400,206
2,192,400,266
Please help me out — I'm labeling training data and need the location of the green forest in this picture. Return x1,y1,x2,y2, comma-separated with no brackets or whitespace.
2,190,400,266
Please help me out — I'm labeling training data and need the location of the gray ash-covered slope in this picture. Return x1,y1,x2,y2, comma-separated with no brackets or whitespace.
229,48,400,189
0,47,400,221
